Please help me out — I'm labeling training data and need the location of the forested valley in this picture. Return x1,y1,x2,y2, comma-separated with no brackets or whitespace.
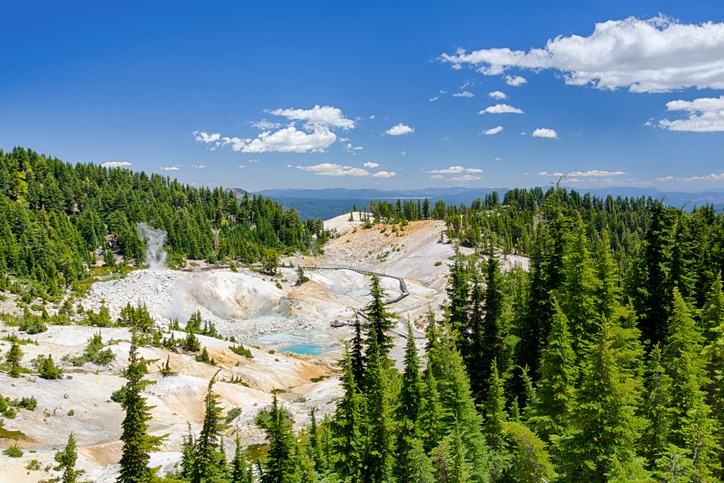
1,148,724,481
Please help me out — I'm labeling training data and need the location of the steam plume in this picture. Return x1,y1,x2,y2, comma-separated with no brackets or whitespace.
136,223,168,270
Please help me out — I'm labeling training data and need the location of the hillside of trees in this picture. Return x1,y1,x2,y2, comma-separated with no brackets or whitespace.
2,148,724,481
0,147,327,298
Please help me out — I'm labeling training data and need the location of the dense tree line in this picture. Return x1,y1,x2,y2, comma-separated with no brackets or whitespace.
0,147,327,297
5,146,724,480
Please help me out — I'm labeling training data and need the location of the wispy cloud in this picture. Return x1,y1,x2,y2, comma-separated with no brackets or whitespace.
483,126,504,135
190,164,207,169
568,169,625,177
453,91,475,98
101,161,132,168
363,162,380,168
250,119,282,130
160,165,181,171
384,123,415,136
657,172,724,182
297,163,369,177
480,104,524,114
427,165,482,174
451,174,482,182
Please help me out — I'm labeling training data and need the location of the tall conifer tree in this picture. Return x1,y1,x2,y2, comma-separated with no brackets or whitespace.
117,334,163,483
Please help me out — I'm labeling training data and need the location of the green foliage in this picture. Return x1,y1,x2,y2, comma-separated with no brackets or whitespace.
230,344,253,358
66,332,114,366
53,432,85,483
195,347,216,365
365,275,395,360
3,444,23,457
256,393,297,482
117,335,164,483
38,354,63,379
0,147,325,296
5,339,24,377
191,373,229,482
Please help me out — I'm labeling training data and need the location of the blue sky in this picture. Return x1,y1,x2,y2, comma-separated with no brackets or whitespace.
1,1,723,192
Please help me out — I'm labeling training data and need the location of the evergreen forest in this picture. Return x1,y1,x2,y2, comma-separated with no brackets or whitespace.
2,148,724,481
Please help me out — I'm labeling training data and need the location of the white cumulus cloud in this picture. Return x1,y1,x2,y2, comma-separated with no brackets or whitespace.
484,126,504,135
194,105,354,154
160,165,181,171
372,171,396,178
296,163,369,177
657,96,724,132
427,166,483,174
441,16,724,93
505,75,527,87
480,104,524,114
269,105,355,130
100,161,132,168
532,128,558,139
488,91,507,100
363,162,380,168
385,123,415,136
538,171,565,177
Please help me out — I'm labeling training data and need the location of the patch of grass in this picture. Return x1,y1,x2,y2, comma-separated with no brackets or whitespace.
0,422,25,440
3,444,23,457
310,375,329,383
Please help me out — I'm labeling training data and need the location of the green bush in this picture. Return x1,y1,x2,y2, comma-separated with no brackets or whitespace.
3,445,23,457
230,345,253,358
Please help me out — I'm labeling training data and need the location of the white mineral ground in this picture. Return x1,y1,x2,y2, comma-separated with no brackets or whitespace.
0,215,528,481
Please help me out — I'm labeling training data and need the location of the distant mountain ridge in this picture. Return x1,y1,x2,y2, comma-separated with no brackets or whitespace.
233,187,724,220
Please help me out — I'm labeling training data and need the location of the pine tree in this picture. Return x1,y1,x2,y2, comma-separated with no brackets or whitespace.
529,300,576,441
396,322,423,483
662,288,720,479
38,354,63,379
702,272,724,345
419,353,443,454
54,432,84,483
306,408,326,475
364,329,397,483
6,340,23,377
481,247,512,390
117,335,163,483
633,201,675,348
365,275,395,361
557,322,648,481
192,373,229,483
446,252,469,350
331,350,366,481
640,344,672,466
349,315,366,389
429,321,490,480
257,393,297,483
483,360,510,479
558,213,599,355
